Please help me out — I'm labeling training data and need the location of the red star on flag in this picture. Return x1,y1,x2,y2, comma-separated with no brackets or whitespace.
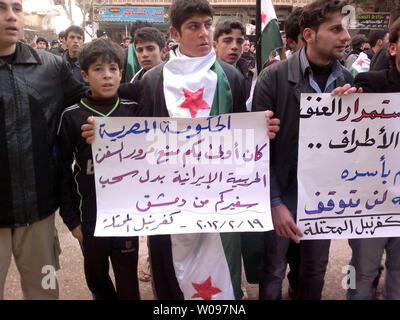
191,276,222,300
356,59,365,67
178,87,210,118
261,12,267,24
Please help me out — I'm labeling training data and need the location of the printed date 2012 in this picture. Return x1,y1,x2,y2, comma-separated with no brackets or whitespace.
196,219,264,231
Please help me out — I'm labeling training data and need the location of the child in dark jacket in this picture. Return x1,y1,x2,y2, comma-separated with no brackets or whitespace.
57,38,140,300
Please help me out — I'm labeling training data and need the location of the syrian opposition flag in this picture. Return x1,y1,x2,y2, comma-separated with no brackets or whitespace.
162,47,242,300
171,233,242,300
257,0,283,69
349,52,370,77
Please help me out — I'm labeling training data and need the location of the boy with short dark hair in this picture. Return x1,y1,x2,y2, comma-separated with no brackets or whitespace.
57,38,140,300
128,25,167,284
63,25,87,84
131,26,165,81
213,20,254,101
36,36,48,50
213,20,246,67
138,0,247,301
122,21,152,83
82,0,279,300
284,7,304,56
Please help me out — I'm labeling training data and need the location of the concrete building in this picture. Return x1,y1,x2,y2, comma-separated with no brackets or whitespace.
86,0,311,43
22,0,60,44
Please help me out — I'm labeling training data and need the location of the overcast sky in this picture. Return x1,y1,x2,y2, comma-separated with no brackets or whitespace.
24,0,85,34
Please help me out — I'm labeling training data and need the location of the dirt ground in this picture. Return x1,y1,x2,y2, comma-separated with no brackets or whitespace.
3,213,385,300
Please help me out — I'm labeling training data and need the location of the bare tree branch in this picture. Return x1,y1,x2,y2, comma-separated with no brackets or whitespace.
54,0,73,25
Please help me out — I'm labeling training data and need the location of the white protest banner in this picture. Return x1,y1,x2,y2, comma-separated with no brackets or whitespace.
92,112,272,236
298,93,400,240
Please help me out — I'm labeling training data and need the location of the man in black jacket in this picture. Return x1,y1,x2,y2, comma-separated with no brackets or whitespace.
252,0,354,300
0,0,86,299
369,42,390,71
364,29,389,61
343,17,400,300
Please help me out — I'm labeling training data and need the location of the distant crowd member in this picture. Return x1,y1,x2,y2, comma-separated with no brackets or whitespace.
213,20,245,66
284,7,304,57
130,27,165,82
162,38,174,61
0,0,86,300
59,31,67,53
345,34,368,69
349,30,389,76
63,25,87,85
250,42,256,54
122,21,152,83
122,36,131,49
50,31,67,56
365,29,389,60
167,39,175,49
213,20,253,101
50,39,59,49
57,38,141,300
241,36,255,69
280,31,287,48
96,29,108,40
36,36,48,50
370,42,390,71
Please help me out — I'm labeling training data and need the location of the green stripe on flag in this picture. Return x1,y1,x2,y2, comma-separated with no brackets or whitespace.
209,60,241,299
261,19,283,68
220,233,243,300
210,60,233,116
125,43,141,83
350,66,358,78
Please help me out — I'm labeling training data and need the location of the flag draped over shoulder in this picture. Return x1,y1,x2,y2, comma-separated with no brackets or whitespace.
125,43,141,83
258,0,283,68
349,52,371,77
163,47,242,300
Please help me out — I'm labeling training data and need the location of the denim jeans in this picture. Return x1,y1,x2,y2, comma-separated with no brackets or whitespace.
297,238,331,300
259,230,291,300
259,229,330,300
347,237,400,300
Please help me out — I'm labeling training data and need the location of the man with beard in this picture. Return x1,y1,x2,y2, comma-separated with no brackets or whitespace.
252,0,355,300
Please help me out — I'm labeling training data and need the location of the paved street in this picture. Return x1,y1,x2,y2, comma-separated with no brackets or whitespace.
3,213,385,300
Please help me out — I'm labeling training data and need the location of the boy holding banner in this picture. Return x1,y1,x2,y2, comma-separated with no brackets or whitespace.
137,0,282,300
136,0,248,300
58,39,141,299
82,0,279,300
